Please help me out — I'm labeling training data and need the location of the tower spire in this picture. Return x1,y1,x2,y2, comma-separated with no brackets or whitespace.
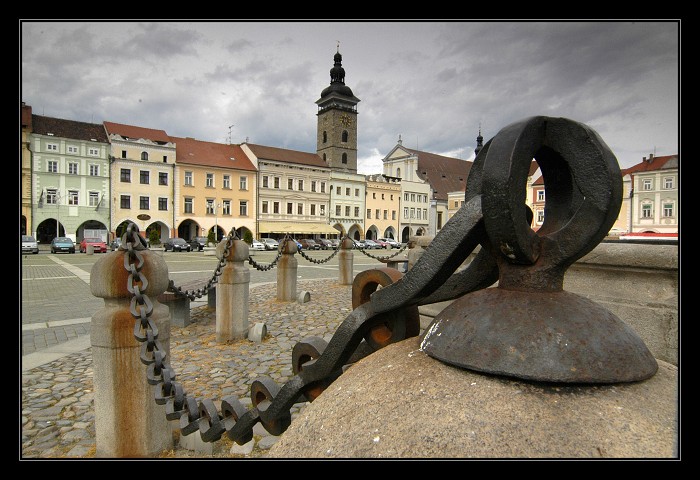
474,123,484,157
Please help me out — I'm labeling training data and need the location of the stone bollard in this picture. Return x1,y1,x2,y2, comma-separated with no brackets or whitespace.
337,237,354,285
86,244,94,255
215,238,250,342
277,238,298,302
406,235,433,270
90,248,173,457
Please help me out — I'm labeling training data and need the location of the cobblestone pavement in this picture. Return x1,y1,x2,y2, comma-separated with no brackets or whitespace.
20,279,354,459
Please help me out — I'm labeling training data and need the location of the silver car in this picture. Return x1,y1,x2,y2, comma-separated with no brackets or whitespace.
22,235,39,254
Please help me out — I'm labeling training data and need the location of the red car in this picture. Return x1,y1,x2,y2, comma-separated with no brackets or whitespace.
80,237,108,253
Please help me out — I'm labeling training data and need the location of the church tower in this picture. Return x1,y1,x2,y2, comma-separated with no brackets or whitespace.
316,46,360,173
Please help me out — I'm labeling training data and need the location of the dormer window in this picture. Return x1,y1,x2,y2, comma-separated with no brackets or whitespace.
141,151,149,161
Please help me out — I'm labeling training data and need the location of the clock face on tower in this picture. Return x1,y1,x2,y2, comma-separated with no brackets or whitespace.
340,113,351,127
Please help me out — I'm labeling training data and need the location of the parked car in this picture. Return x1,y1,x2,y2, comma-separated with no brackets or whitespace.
22,235,39,254
330,239,340,248
299,238,320,250
110,238,122,251
377,237,401,249
363,239,381,249
250,239,265,251
353,239,366,249
373,239,390,249
318,239,333,250
188,236,209,251
163,238,191,252
50,237,75,254
80,237,107,253
262,238,280,251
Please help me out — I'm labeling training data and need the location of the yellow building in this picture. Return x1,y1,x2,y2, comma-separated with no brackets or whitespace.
171,137,257,241
365,174,401,240
105,121,177,242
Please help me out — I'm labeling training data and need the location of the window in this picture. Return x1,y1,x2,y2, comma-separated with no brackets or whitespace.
354,207,360,217
288,178,294,190
642,203,652,218
287,202,293,214
240,201,248,216
664,177,674,189
342,130,348,142
367,209,371,219
141,151,149,161
454,201,459,208
184,171,193,186
396,168,401,178
404,207,409,218
89,192,99,207
223,200,231,215
323,131,327,143
206,200,215,215
47,143,58,152
416,210,421,220
643,179,653,191
392,210,396,220
336,205,341,216
206,173,214,187
298,179,304,191
311,180,317,192
273,202,280,214
67,146,78,154
223,175,231,189
262,201,269,214
158,198,168,211
161,155,167,163
537,210,545,224
373,193,376,199
345,206,351,216
121,150,127,158
140,196,149,210
336,186,341,195
68,190,78,205
159,172,168,186
311,204,316,215
88,148,99,156
321,182,326,193
184,198,193,214
274,177,280,189
297,203,303,215
262,176,269,188
47,160,57,173
423,209,427,219
68,163,78,175
345,187,351,196
410,208,415,219
390,195,393,201
342,153,348,164
320,205,325,215
404,193,409,201
663,203,674,217
383,210,388,220
323,153,327,162
375,209,380,219
381,193,385,200
537,190,545,202
355,189,359,197
240,176,248,190
437,212,443,229
120,195,130,209
411,194,416,202
89,164,99,176
140,170,150,184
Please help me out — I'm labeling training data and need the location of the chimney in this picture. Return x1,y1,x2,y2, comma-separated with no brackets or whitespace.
648,153,654,162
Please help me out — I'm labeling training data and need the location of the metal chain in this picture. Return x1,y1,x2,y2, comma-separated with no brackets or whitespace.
351,240,408,261
246,233,291,271
296,239,343,264
165,227,238,300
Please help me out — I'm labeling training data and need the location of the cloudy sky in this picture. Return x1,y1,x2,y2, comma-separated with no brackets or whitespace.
20,20,679,173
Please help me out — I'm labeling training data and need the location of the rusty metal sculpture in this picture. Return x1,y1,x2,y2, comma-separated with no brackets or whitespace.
128,116,658,448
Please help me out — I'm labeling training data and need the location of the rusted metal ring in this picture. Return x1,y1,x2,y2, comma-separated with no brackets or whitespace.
179,396,201,435
480,116,621,266
352,267,420,349
251,377,291,436
198,398,225,442
292,337,332,401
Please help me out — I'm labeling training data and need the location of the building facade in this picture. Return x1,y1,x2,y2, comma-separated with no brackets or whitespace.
21,103,33,236
365,174,401,240
241,143,336,239
29,115,111,243
623,154,679,234
171,137,257,242
104,121,177,243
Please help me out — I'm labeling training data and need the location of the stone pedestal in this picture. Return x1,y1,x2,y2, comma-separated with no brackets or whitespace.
268,337,678,458
216,239,250,342
338,238,354,285
277,239,298,302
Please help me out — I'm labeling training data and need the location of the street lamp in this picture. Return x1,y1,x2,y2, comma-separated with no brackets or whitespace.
214,202,222,242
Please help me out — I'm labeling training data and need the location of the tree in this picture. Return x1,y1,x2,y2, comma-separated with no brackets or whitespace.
147,229,160,246
207,230,215,246
243,229,253,245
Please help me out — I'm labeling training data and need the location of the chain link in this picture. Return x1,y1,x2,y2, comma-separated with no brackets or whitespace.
350,240,408,261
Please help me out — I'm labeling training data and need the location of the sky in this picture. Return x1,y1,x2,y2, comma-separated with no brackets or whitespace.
20,20,680,173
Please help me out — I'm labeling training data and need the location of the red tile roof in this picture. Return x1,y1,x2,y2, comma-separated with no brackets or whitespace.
32,115,109,143
21,103,32,129
170,136,256,171
621,154,678,175
103,121,171,144
245,143,328,168
404,148,472,201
